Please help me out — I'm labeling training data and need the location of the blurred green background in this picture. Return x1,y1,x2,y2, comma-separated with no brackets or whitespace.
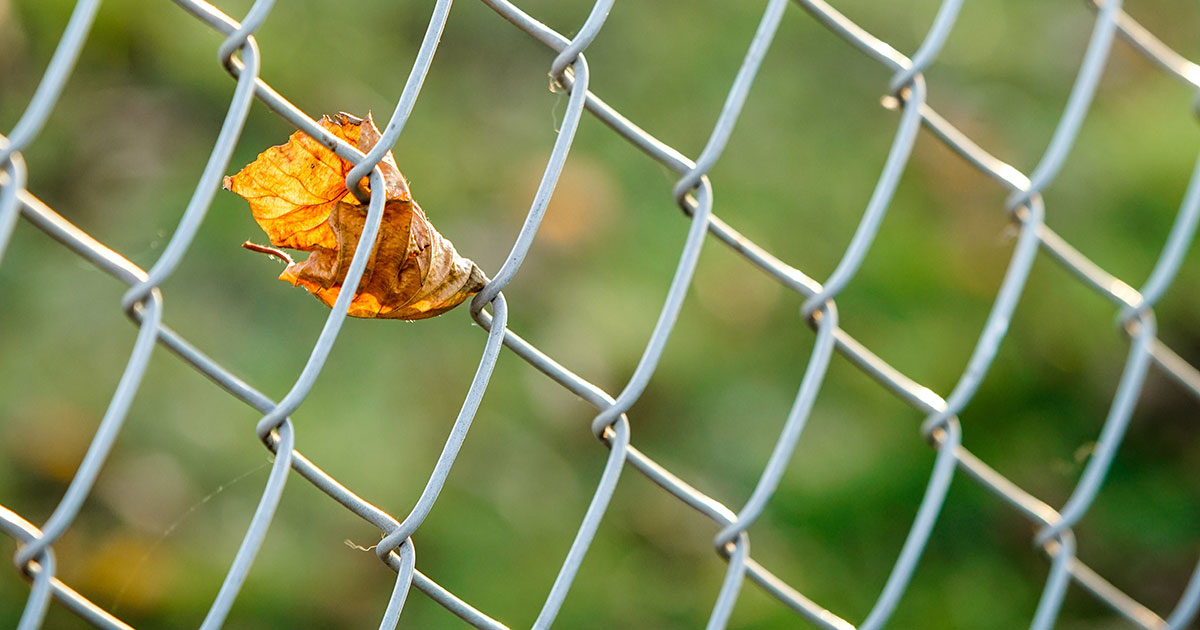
2,0,1199,628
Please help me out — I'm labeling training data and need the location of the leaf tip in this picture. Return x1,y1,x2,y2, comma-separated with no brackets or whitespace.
466,263,488,295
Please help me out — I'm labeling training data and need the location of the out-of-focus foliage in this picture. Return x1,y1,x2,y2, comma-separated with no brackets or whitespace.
1,0,1198,628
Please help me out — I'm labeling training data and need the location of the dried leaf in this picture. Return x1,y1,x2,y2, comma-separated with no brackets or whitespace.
224,113,486,320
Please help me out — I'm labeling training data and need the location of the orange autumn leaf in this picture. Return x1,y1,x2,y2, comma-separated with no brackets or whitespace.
224,112,486,320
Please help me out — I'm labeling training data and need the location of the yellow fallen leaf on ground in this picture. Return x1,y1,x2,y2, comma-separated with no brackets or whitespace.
225,113,485,320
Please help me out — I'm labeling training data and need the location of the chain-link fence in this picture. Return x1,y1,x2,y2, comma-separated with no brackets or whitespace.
2,0,1199,628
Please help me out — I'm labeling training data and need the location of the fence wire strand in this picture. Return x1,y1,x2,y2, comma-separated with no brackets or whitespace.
2,0,1199,628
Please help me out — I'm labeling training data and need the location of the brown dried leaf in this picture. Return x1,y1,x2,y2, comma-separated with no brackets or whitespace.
224,112,486,320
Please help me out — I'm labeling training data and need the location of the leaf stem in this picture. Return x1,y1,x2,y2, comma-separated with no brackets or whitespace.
242,240,295,266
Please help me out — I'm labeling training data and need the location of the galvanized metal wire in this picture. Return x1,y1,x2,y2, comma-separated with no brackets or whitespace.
3,0,1200,628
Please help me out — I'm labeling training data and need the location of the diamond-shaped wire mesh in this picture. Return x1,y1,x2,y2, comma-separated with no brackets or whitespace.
2,0,1199,628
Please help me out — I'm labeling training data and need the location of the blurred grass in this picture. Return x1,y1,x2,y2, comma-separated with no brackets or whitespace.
1,0,1199,628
